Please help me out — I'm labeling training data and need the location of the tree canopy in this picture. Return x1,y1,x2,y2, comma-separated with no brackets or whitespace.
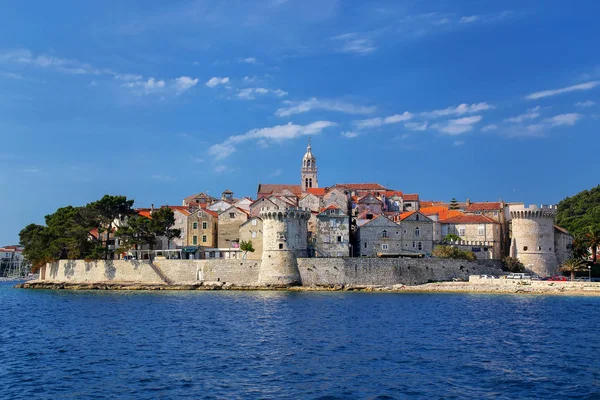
556,185,600,237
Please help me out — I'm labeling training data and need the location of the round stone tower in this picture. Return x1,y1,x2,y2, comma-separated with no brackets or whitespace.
509,204,558,277
258,206,310,286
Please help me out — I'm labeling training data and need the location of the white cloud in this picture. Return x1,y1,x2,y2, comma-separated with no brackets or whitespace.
404,122,428,131
122,78,166,95
236,87,288,100
209,121,336,159
341,131,359,138
271,168,284,177
275,97,376,117
421,102,494,118
331,33,376,55
481,124,499,132
453,140,465,146
174,76,199,93
460,15,480,23
525,81,600,100
575,100,596,108
205,77,230,87
546,113,581,127
505,107,541,123
240,57,258,64
355,111,412,129
214,165,229,173
432,115,482,135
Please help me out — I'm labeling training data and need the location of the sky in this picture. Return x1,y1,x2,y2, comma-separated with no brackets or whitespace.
1,0,599,245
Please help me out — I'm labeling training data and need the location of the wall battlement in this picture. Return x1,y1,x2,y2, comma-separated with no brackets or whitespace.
509,204,557,219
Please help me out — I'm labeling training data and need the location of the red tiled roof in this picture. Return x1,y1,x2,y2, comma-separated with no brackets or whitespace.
257,184,302,197
420,206,449,216
403,194,419,201
307,188,326,196
440,214,498,224
399,211,416,220
358,193,383,204
138,210,152,219
319,205,341,213
384,190,403,197
465,202,502,212
334,183,388,191
163,205,191,216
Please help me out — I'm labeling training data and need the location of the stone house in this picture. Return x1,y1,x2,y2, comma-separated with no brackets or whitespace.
440,214,502,260
554,225,573,266
249,197,277,218
398,211,435,255
182,192,216,208
187,208,218,248
464,201,508,256
156,206,190,249
323,188,350,214
402,194,420,211
217,206,249,248
234,197,253,212
356,193,384,216
315,205,350,257
239,217,263,260
356,215,402,257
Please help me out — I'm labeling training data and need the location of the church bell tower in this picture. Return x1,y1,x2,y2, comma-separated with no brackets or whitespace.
301,138,318,192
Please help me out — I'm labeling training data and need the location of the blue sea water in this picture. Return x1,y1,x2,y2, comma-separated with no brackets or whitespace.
1,282,599,399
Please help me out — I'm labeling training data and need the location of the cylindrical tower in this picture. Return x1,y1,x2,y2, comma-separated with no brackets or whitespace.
509,204,558,277
258,206,310,286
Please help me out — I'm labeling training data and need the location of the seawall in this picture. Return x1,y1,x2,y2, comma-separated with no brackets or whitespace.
35,258,502,288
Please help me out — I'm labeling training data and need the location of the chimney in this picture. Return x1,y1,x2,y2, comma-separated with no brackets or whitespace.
466,198,471,206
151,204,154,211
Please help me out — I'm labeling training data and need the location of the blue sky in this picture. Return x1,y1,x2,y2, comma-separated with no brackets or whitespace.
1,0,599,244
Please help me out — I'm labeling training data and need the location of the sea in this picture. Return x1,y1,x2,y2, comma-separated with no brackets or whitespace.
1,281,599,399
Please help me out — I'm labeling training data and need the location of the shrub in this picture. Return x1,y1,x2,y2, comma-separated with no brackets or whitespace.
503,257,525,272
432,245,476,261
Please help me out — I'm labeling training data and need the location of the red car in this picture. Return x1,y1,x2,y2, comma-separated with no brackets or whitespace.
548,276,568,281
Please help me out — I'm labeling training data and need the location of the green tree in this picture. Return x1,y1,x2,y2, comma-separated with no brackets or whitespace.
88,195,135,259
584,227,600,263
560,258,585,281
19,224,52,271
503,257,525,273
572,234,591,260
116,208,180,257
432,245,476,261
449,198,460,210
150,208,181,250
443,234,462,244
556,185,600,237
240,240,255,259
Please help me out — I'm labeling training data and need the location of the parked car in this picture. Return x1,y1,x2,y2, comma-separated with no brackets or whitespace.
507,273,531,280
548,276,567,282
479,275,496,279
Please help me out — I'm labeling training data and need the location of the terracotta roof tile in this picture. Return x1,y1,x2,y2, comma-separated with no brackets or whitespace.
334,183,388,191
403,194,419,201
399,211,416,220
440,214,498,224
307,188,326,196
465,202,503,212
257,184,303,196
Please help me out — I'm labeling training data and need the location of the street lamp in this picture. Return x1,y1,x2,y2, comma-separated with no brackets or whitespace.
588,265,592,282
348,243,353,257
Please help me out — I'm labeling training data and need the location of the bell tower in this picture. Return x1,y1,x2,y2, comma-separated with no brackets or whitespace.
301,138,318,192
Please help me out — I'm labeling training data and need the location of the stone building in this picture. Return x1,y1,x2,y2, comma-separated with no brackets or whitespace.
239,216,263,260
156,206,190,249
440,214,502,260
217,206,249,248
554,225,574,266
187,208,218,248
356,215,402,257
398,211,434,255
182,192,216,208
315,205,350,257
356,193,384,215
464,201,508,256
509,204,559,277
258,206,310,285
301,139,318,191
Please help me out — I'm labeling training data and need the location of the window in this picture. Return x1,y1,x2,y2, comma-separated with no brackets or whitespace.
493,211,499,217
382,230,388,238
192,236,198,245
323,236,331,243
192,222,198,230
251,219,257,226
418,242,422,250
251,231,257,238
416,214,419,221
364,242,367,248
459,226,465,236
337,236,342,242
279,243,284,249
523,246,528,251
537,246,541,251
396,231,399,235
415,227,420,237
330,219,337,228
478,225,485,236
229,213,235,219
382,244,389,250
412,241,415,248
202,221,207,230
202,235,207,243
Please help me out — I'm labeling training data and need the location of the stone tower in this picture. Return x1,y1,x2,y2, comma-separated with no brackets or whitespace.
258,206,310,286
509,204,559,277
301,138,318,192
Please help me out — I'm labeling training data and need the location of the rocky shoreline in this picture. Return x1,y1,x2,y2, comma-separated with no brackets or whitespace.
15,280,600,296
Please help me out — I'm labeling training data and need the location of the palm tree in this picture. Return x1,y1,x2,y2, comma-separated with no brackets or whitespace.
572,234,591,260
585,227,600,263
560,258,585,281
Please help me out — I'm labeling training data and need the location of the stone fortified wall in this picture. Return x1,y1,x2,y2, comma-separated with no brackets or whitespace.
39,258,502,287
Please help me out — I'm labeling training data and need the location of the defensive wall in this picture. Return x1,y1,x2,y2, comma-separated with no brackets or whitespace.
38,258,502,287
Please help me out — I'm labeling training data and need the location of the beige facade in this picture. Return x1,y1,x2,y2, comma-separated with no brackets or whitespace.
315,207,350,257
187,208,218,248
239,217,263,260
441,218,502,260
217,206,248,248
